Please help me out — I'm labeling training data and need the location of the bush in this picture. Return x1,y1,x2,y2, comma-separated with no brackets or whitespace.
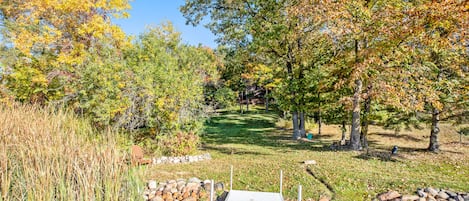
159,131,199,156
275,118,293,130
0,104,144,200
214,87,237,109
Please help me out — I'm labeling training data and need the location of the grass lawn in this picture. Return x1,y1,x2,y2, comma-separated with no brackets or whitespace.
143,107,469,200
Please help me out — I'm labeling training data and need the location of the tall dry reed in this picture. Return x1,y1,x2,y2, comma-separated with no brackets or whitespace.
0,104,144,200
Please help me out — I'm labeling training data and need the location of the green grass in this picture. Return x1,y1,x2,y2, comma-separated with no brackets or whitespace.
145,107,469,200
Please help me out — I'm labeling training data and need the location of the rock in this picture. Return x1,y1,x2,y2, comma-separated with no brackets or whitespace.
456,195,464,201
215,182,224,191
417,189,427,198
401,195,420,201
188,177,201,184
304,160,317,165
182,198,196,201
319,197,330,201
437,191,449,199
148,180,158,189
377,190,401,201
448,198,456,201
427,195,437,201
150,196,164,201
417,198,426,201
425,188,439,197
170,188,178,194
446,190,458,198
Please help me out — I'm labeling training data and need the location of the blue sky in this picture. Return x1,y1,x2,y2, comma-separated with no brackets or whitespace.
113,0,217,48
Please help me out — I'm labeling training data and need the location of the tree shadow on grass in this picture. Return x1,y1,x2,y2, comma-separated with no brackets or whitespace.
372,132,423,142
353,150,402,162
202,109,332,152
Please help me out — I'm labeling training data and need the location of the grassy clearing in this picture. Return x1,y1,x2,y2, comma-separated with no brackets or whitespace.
0,104,146,201
145,107,469,200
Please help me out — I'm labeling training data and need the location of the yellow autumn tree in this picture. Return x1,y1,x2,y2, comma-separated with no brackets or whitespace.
0,0,130,103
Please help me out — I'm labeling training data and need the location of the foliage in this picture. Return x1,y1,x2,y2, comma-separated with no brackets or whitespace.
159,131,200,156
0,0,131,103
0,103,144,200
213,86,237,109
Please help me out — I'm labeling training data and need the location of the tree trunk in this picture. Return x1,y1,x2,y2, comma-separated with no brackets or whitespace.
360,84,372,149
428,108,440,152
292,111,300,140
318,92,322,135
299,112,306,138
265,89,269,112
245,88,249,112
350,79,362,150
239,91,243,114
341,120,347,141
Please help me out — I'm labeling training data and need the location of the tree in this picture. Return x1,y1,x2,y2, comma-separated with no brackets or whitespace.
0,0,130,103
382,0,468,152
182,0,332,139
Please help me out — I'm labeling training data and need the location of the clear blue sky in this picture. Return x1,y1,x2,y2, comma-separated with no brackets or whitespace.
113,0,217,48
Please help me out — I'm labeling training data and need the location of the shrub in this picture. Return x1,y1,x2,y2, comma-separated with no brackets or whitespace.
214,87,237,109
0,104,144,200
275,118,293,130
159,131,200,156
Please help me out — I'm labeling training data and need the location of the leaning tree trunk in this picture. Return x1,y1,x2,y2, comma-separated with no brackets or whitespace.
292,111,301,140
428,108,440,152
265,89,269,112
299,112,306,138
350,79,362,150
360,84,372,149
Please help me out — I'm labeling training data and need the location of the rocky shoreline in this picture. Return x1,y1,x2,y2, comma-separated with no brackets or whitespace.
376,187,469,201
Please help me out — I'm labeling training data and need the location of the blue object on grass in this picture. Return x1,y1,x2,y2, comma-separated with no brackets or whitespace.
307,133,313,140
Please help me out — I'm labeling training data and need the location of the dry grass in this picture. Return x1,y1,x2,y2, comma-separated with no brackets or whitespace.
0,104,145,201
145,108,469,200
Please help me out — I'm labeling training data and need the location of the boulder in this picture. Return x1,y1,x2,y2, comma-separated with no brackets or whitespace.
148,180,158,190
416,189,427,198
401,195,419,201
150,196,164,201
437,191,449,199
377,190,401,201
425,188,439,197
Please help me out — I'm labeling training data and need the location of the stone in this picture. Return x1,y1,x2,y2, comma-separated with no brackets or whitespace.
188,177,201,184
377,190,401,201
148,180,158,189
417,189,427,198
437,191,449,199
448,198,456,201
215,182,224,191
319,197,330,201
150,196,164,201
427,195,437,201
171,188,178,194
425,188,439,197
446,191,458,198
417,198,426,201
304,160,317,165
456,195,464,201
182,198,196,201
401,195,420,201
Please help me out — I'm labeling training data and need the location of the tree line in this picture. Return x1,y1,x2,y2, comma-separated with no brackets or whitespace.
181,0,468,152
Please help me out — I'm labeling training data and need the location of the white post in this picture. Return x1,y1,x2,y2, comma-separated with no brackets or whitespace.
298,185,302,201
230,165,233,191
210,179,215,201
279,170,283,195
